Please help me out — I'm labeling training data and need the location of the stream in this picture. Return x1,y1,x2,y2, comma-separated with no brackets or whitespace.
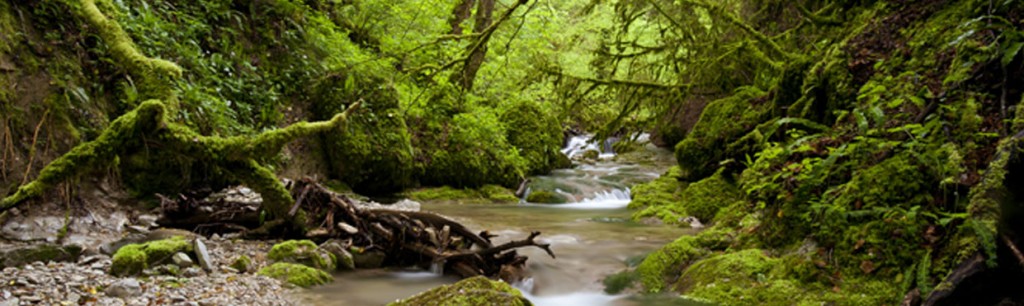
297,136,700,305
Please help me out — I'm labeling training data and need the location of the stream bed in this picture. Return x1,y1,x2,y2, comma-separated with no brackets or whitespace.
298,138,699,305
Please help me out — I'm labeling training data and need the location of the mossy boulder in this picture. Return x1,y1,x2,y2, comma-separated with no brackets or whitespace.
581,149,600,160
406,185,518,204
499,99,565,174
674,87,773,181
258,262,333,288
416,110,528,188
267,240,336,271
388,276,531,306
627,166,687,211
312,73,415,195
633,168,741,224
525,190,569,204
0,244,83,269
110,237,192,276
111,245,148,276
636,236,709,292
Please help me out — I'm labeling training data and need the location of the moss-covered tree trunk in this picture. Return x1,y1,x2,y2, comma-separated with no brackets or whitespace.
0,0,361,233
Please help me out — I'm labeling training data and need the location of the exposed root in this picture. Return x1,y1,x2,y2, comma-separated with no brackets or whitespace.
21,109,48,185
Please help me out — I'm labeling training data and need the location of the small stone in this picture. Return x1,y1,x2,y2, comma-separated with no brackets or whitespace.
127,225,149,233
21,295,42,302
158,264,181,276
0,298,16,306
336,222,358,235
91,262,106,270
193,239,214,272
137,215,159,228
66,293,81,304
170,295,186,302
172,253,194,268
320,240,355,270
183,267,204,277
222,266,239,273
105,278,142,298
78,255,104,265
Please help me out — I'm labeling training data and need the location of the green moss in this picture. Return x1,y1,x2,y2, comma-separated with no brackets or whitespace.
674,86,773,180
258,262,333,288
388,276,530,306
525,190,569,204
111,245,147,276
581,150,600,160
415,110,529,188
602,270,638,294
499,99,565,174
636,236,708,292
231,255,252,272
109,236,192,276
479,184,519,202
0,244,83,269
268,240,336,271
628,166,687,211
633,169,742,224
406,185,518,204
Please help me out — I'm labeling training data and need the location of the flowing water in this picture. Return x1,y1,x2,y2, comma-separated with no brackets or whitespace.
299,135,700,305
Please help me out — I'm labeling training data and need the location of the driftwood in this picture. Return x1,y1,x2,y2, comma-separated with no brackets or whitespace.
157,178,554,281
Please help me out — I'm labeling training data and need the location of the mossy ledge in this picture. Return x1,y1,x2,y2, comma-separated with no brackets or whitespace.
388,276,531,306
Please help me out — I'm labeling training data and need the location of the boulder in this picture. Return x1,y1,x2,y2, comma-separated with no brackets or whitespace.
389,276,530,306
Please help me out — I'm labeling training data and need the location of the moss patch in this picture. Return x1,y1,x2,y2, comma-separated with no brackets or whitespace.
267,240,336,271
389,276,530,306
633,168,741,224
525,190,569,204
231,255,252,272
674,87,773,181
406,185,518,204
258,262,333,288
110,236,192,276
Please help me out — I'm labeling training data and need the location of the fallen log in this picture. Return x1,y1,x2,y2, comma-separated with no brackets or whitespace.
157,178,554,282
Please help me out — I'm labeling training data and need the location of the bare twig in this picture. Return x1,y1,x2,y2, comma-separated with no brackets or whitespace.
21,109,49,185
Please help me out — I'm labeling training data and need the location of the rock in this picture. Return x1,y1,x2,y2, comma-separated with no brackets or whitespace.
257,262,332,288
105,278,142,298
267,240,335,271
349,247,385,269
127,225,149,233
230,255,252,273
679,216,704,229
78,254,107,265
183,267,204,277
0,243,83,268
0,298,17,306
525,190,569,204
172,252,194,268
336,222,359,235
157,264,181,276
110,236,193,275
194,239,214,272
318,240,355,270
137,214,159,228
389,276,530,306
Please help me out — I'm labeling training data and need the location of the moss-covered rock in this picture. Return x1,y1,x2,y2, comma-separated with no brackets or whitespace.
0,244,83,269
636,236,708,292
110,236,192,276
111,245,148,276
231,255,252,273
525,190,569,204
388,276,531,306
415,110,528,188
267,240,336,271
674,87,773,181
258,262,333,288
633,168,742,224
406,185,518,204
499,99,566,174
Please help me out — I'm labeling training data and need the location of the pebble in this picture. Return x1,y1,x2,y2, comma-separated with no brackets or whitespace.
172,252,194,268
105,278,142,298
194,239,214,272
0,239,300,305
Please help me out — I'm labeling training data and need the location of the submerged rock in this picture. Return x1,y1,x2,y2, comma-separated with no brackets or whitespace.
525,190,569,204
388,276,530,306
267,240,336,271
257,262,332,288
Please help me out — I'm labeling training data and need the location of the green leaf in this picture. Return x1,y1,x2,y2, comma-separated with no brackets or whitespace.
1002,42,1023,67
